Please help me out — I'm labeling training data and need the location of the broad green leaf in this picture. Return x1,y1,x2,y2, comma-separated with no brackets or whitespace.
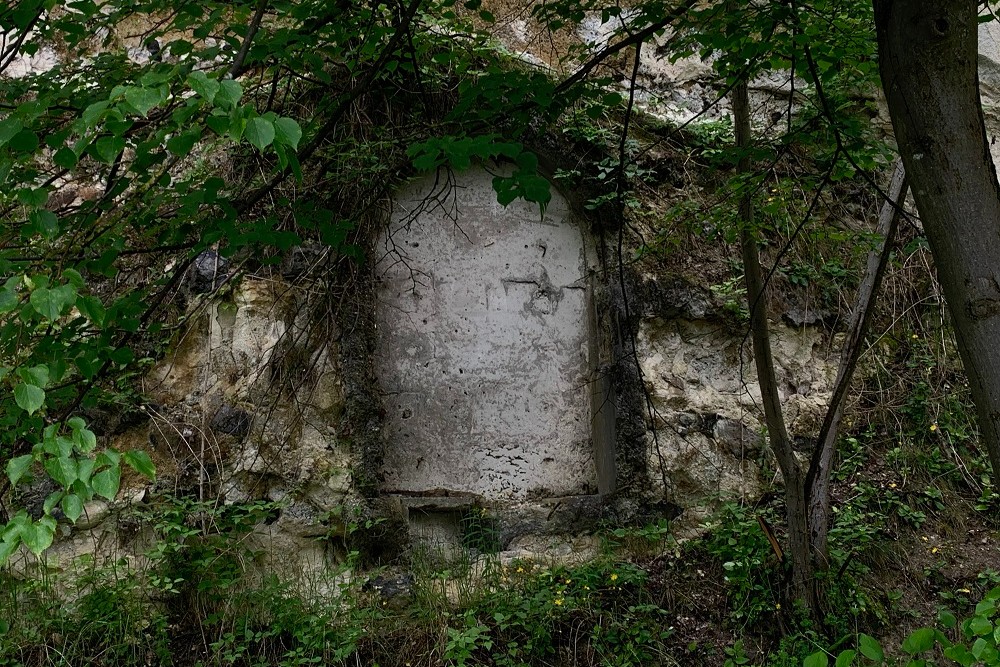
29,209,59,238
902,628,934,655
92,466,120,500
14,383,45,414
30,286,65,320
938,609,957,629
124,450,156,479
77,458,95,484
109,346,134,364
273,117,302,150
53,147,78,169
187,71,220,102
215,80,243,109
834,649,856,667
82,100,110,126
44,455,78,488
0,538,18,565
803,651,828,667
6,455,33,485
124,86,162,116
61,494,83,523
94,135,126,163
23,364,49,387
246,117,275,150
22,520,54,556
18,187,48,207
166,129,201,156
0,288,18,313
944,644,976,667
8,129,39,153
858,634,883,662
76,428,97,453
77,295,106,326
968,615,992,636
0,118,24,146
43,490,63,514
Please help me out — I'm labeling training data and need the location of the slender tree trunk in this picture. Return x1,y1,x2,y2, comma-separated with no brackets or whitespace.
733,82,815,612
874,0,1000,481
805,161,907,565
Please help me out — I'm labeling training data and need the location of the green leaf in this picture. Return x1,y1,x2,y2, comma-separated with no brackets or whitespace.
94,135,126,164
944,644,977,667
61,494,83,523
968,615,993,636
245,117,275,150
22,520,54,556
215,80,243,109
76,428,97,453
43,491,63,515
0,538,17,566
92,466,120,500
18,187,48,207
0,288,18,313
187,71,220,102
124,450,156,480
77,295,106,326
6,455,34,485
0,118,24,146
166,129,202,156
77,458,95,485
29,209,59,238
109,346,134,365
14,383,45,414
902,628,935,655
53,147,78,169
834,649,856,667
858,634,883,662
803,651,829,667
23,364,49,387
30,286,67,319
8,129,40,153
939,609,958,629
124,86,162,117
44,456,78,488
273,117,302,150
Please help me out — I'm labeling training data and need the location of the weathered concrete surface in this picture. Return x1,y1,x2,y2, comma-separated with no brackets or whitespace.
376,167,597,499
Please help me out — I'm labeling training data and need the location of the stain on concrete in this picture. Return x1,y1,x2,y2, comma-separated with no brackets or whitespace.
376,167,598,499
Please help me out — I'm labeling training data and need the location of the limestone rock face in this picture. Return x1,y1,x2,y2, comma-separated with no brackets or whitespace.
637,314,839,529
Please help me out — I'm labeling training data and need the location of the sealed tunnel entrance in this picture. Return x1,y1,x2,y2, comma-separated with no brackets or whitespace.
375,166,609,500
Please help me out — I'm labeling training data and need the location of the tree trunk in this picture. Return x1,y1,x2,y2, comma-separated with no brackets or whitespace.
733,82,815,613
874,0,1000,480
805,161,907,566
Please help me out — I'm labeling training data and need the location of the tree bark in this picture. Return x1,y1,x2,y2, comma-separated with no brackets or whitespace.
805,161,906,565
733,82,815,613
874,0,1000,480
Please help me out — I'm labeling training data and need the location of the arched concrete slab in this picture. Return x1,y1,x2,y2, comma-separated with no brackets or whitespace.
376,167,598,500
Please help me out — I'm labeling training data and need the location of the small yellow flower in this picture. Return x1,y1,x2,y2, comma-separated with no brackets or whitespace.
565,579,572,584
930,424,938,432
554,598,563,606
931,547,939,554
959,588,972,594
775,603,781,610
609,573,619,582
584,585,590,590
912,334,919,339
516,567,524,573
922,536,929,541
889,483,897,489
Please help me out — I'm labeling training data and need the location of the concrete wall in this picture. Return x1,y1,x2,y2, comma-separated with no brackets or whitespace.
376,167,599,500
